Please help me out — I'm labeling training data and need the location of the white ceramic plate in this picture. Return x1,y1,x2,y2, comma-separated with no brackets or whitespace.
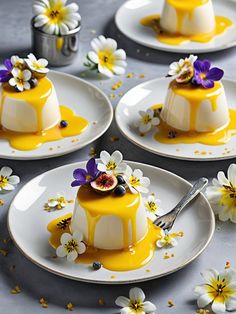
115,0,236,53
0,71,113,160
116,78,236,161
8,161,214,284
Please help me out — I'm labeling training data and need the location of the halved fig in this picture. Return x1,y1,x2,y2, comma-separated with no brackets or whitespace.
90,173,118,194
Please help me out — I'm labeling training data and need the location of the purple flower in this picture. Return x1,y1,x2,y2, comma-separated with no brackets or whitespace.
0,59,13,83
71,158,99,187
193,60,224,89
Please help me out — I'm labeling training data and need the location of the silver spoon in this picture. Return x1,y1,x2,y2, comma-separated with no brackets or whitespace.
153,177,208,231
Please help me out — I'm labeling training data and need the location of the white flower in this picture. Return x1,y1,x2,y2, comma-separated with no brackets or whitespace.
143,195,163,221
11,55,25,70
46,192,67,209
33,0,81,35
85,35,127,78
115,287,156,314
97,150,127,175
56,231,86,262
25,53,49,75
9,68,32,92
206,164,236,223
168,54,198,77
135,109,160,134
194,268,236,314
124,166,150,194
0,166,20,193
156,229,184,248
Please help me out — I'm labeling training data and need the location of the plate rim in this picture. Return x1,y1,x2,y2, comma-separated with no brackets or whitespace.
0,70,113,161
115,77,236,161
115,0,236,53
8,160,215,284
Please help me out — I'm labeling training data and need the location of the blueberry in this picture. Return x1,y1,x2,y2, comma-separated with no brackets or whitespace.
117,175,125,185
60,120,68,128
92,261,102,270
114,185,126,196
29,78,38,88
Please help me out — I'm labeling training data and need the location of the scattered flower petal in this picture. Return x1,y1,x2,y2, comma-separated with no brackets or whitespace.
135,109,160,134
156,229,184,249
143,195,163,221
124,165,150,194
0,166,20,193
25,53,49,76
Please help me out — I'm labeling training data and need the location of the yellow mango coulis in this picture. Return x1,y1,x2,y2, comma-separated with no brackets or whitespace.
0,78,89,151
151,82,236,145
47,188,162,271
140,11,233,46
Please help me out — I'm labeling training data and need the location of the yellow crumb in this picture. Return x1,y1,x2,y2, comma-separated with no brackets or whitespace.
98,298,105,306
0,249,8,256
11,285,21,294
127,73,134,78
112,81,122,90
164,252,170,259
0,199,5,206
39,298,48,308
109,93,116,99
225,261,231,269
49,147,53,151
118,93,123,97
110,136,120,142
89,147,96,158
111,275,116,279
66,302,74,311
167,300,175,307
145,269,151,273
139,74,145,78
197,309,210,314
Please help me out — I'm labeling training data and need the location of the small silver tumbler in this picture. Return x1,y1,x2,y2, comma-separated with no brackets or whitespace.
31,18,81,66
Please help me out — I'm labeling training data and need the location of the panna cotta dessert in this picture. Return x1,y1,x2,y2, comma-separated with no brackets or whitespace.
161,55,229,133
0,53,89,150
160,0,215,36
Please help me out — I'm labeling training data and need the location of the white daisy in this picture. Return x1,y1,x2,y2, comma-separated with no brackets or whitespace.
25,53,49,76
9,68,32,92
124,165,150,194
85,35,127,78
0,166,20,193
11,55,25,70
168,54,198,77
56,231,86,262
156,229,184,249
206,164,236,223
46,192,67,209
135,109,160,134
115,287,156,314
143,195,163,221
194,268,236,314
97,150,127,175
33,0,81,35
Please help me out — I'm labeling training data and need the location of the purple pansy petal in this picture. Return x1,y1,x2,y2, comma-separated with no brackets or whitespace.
202,60,211,73
4,59,12,71
206,67,224,82
202,79,214,89
0,69,11,82
73,168,87,180
86,158,98,177
71,179,86,187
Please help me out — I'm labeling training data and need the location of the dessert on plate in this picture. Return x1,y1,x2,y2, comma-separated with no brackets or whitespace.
47,151,183,271
136,55,236,145
0,53,88,150
140,0,233,45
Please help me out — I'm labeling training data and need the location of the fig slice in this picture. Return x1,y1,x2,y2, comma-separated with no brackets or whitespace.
90,173,118,194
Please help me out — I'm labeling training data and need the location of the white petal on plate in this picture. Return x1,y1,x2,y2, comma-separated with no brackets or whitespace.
3,183,15,191
111,150,123,165
152,117,160,126
139,110,148,118
114,49,126,60
8,175,20,185
88,51,99,64
48,200,58,207
227,164,236,186
56,245,66,257
67,250,78,262
170,237,178,247
142,301,157,312
98,64,113,78
115,296,130,307
78,242,86,254
0,166,13,177
211,298,226,314
129,287,145,303
201,268,219,283
100,150,111,164
156,239,165,248
60,233,73,245
139,122,151,133
197,293,213,308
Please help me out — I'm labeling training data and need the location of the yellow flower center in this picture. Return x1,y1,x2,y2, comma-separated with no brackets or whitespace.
14,61,25,70
129,301,143,311
98,50,115,71
64,239,78,253
200,73,206,80
32,61,44,70
129,176,140,187
219,183,236,212
45,1,66,24
86,174,92,181
207,276,234,302
0,176,8,188
57,196,67,209
106,161,116,171
147,201,157,212
143,115,152,125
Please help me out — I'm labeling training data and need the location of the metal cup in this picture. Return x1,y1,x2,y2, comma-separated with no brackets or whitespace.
31,18,81,66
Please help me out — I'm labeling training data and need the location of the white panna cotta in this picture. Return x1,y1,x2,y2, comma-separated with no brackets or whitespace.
71,186,148,250
160,0,216,36
160,80,230,133
0,77,61,133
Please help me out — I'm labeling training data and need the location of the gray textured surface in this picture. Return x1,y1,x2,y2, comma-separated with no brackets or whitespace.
0,0,236,313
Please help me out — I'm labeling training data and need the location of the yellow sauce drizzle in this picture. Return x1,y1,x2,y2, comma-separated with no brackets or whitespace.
140,15,233,46
48,213,162,271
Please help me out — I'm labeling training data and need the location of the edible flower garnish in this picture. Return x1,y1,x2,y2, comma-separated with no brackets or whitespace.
9,68,32,92
143,195,163,221
193,60,224,89
97,150,127,175
124,165,150,194
115,287,156,314
56,231,86,262
85,35,127,78
0,166,20,193
206,164,236,223
168,54,197,83
44,192,69,211
25,53,49,77
135,109,160,134
33,0,81,35
0,59,13,83
11,55,25,70
71,158,99,187
194,268,236,314
156,229,184,248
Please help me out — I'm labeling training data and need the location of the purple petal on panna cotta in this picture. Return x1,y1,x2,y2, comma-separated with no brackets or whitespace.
206,68,224,81
4,59,13,71
194,59,211,74
202,79,215,89
86,158,98,177
0,69,11,82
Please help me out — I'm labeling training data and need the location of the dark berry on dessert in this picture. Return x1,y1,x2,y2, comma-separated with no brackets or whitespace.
29,78,38,88
60,120,68,128
93,261,102,270
117,175,125,185
168,130,177,139
114,185,126,196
